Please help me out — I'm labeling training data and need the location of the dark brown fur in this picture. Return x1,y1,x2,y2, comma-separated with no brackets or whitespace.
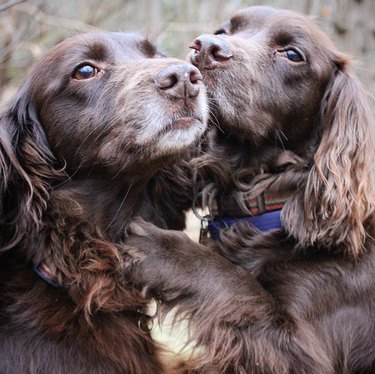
126,7,375,373
0,32,207,373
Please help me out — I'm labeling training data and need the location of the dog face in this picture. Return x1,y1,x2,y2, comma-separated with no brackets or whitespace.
190,6,343,148
0,31,208,252
16,32,207,176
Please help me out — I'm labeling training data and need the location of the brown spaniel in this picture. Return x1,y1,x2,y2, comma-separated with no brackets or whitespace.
0,32,207,373
127,7,375,373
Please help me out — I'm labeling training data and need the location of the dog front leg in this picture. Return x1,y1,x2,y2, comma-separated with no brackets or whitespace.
125,218,332,374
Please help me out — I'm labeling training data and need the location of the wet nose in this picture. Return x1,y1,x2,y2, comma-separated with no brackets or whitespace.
190,34,233,69
154,63,202,99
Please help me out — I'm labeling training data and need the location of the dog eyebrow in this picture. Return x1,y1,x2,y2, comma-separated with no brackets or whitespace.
229,15,243,31
271,29,295,46
83,41,109,61
138,39,158,57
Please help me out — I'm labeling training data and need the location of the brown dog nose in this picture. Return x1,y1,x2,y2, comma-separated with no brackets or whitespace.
190,34,233,69
154,63,202,99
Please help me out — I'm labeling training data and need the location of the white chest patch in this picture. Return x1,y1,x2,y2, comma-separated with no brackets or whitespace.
147,300,201,370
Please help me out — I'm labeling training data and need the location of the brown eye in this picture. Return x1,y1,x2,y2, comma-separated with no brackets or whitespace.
72,64,99,80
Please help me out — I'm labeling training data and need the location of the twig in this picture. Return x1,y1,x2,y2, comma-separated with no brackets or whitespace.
15,2,102,33
0,0,28,13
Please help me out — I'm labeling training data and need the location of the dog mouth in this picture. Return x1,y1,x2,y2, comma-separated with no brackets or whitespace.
151,113,206,153
171,116,202,129
159,115,204,136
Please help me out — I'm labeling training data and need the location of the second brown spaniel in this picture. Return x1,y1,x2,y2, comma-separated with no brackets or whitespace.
127,6,375,373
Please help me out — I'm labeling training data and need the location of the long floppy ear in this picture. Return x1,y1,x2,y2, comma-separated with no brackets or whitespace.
0,91,64,251
286,60,375,257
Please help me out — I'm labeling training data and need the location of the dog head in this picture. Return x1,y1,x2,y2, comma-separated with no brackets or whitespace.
0,31,207,250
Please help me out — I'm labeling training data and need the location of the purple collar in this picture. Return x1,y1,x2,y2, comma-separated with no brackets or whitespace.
208,209,283,241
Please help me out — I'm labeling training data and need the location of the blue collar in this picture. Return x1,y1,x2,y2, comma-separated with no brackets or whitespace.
33,263,61,288
208,209,283,241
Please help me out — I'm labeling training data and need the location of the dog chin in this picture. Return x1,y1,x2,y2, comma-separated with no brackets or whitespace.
154,119,206,156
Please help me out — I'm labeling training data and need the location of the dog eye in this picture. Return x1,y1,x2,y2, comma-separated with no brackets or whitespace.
283,49,304,62
72,64,99,80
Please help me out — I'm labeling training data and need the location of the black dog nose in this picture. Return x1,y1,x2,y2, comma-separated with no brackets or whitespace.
154,63,202,99
190,34,233,69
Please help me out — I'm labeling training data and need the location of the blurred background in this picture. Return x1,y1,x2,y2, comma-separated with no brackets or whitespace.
0,0,374,108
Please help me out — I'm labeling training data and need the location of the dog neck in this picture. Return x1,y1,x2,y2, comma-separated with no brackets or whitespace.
32,175,150,288
194,128,310,243
196,128,309,218
51,175,151,240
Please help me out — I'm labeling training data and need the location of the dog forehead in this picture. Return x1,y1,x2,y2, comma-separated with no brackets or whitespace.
229,7,313,35
227,7,331,50
24,31,159,106
228,6,279,31
44,32,154,67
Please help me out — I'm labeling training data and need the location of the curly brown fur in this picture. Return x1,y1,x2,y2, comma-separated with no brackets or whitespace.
126,6,375,373
0,31,207,373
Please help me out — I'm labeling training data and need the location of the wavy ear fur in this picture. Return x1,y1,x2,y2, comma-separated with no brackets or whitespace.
0,92,63,251
284,62,375,257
